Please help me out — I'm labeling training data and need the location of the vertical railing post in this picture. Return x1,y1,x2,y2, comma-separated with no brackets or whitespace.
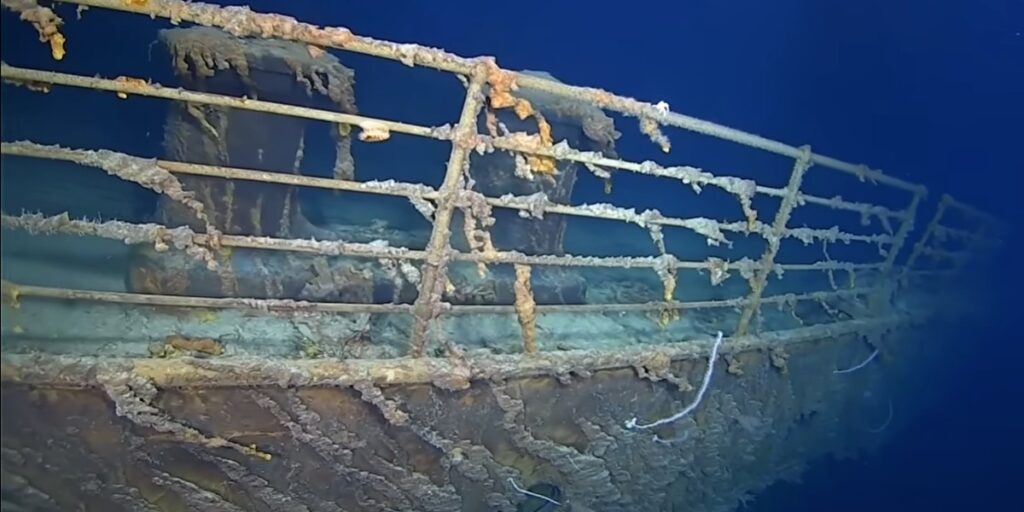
871,189,923,315
408,62,489,357
900,194,949,282
735,145,813,336
949,211,996,277
883,190,924,273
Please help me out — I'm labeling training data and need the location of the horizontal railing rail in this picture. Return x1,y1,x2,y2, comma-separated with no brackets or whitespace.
902,194,1006,281
0,0,1005,358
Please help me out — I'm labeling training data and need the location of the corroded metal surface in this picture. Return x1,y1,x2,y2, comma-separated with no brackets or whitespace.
155,26,356,238
0,1,1007,510
132,27,362,300
1,331,914,512
0,316,908,389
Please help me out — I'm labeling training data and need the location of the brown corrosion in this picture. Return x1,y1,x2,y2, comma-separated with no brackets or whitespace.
151,335,226,358
0,328,929,511
513,264,538,354
1,0,66,60
485,60,557,175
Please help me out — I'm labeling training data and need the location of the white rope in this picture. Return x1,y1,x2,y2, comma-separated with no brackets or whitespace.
508,478,561,507
626,331,724,430
833,348,879,374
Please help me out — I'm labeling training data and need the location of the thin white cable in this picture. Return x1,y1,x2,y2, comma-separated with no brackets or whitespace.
833,348,879,374
625,331,724,430
508,478,561,507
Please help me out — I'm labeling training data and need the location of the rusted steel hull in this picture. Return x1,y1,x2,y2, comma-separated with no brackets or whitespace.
0,330,921,512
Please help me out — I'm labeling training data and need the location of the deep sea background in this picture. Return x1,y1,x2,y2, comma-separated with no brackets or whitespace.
2,0,1022,510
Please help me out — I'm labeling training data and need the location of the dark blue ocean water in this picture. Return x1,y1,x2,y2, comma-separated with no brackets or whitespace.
2,0,1021,510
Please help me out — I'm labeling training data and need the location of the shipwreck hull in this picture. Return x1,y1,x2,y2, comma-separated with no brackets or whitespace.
0,326,922,512
0,1,1006,511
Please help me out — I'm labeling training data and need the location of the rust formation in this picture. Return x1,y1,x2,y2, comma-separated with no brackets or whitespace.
0,1,1007,511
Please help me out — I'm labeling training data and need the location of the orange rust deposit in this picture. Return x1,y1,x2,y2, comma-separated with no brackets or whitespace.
0,1,1002,511
484,60,557,175
513,264,537,354
306,44,326,59
159,334,225,357
536,113,553,144
114,75,148,99
640,116,671,153
4,0,66,60
528,113,557,174
485,60,519,111
48,32,65,60
512,97,533,120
